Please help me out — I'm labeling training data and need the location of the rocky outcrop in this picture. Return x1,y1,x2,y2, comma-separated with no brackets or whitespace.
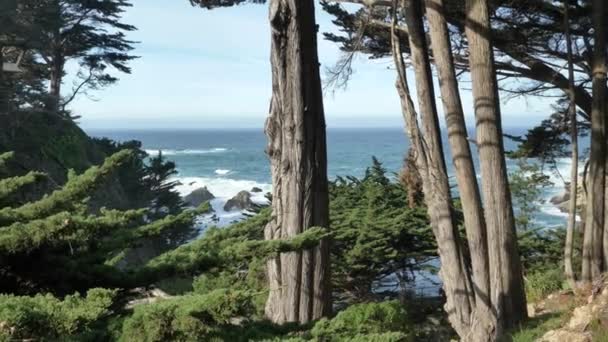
251,187,263,193
184,187,215,207
550,192,570,205
552,178,586,218
125,287,173,309
539,280,608,342
540,330,591,342
224,191,254,211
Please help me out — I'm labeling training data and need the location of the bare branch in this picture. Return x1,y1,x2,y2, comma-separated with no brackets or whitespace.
330,0,392,7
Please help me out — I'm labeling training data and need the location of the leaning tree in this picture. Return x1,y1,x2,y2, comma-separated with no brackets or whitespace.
333,0,529,339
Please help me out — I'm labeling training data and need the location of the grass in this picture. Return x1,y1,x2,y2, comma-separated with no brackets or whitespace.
524,268,565,303
507,313,567,342
590,311,608,342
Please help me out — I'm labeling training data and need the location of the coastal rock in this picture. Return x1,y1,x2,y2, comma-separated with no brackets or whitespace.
125,287,172,309
540,330,591,342
224,191,254,211
554,179,586,216
184,187,215,207
251,187,263,193
550,192,570,205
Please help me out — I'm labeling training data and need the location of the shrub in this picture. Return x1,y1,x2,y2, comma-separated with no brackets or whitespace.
0,288,116,340
525,267,564,302
120,289,255,342
310,301,412,341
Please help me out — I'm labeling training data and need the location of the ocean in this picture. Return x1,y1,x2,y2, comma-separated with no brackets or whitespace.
87,127,577,230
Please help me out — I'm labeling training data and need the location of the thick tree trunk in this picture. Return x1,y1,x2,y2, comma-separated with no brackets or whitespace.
396,1,476,338
264,0,331,324
597,0,608,275
424,0,496,338
464,0,527,333
582,0,607,282
563,0,577,289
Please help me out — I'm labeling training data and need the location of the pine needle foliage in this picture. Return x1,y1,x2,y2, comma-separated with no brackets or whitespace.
0,288,117,341
329,158,435,302
0,150,207,294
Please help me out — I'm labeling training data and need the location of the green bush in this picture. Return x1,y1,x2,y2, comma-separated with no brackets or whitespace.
310,301,412,341
120,289,256,342
525,267,564,302
0,288,116,340
329,158,434,302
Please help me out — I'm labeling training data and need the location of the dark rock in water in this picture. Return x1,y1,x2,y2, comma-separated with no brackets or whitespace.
224,190,254,211
184,187,215,207
550,192,570,205
251,187,263,193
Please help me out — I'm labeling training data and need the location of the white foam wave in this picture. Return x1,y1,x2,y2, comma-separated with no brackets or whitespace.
175,176,271,229
510,157,586,225
215,169,231,175
145,148,228,156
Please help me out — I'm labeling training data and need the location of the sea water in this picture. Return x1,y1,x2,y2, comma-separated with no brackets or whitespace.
88,127,576,229
87,127,583,297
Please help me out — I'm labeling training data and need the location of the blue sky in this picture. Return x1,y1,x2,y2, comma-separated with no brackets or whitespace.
72,0,552,130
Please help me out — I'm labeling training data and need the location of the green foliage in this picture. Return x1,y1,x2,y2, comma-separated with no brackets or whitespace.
4,0,138,112
139,212,326,283
508,158,553,231
507,313,565,342
524,268,565,302
145,151,183,218
508,159,576,275
310,301,412,341
0,171,46,206
0,288,116,341
590,317,608,342
0,153,440,341
0,149,133,226
120,289,256,342
329,158,434,301
518,227,567,272
0,152,14,173
0,150,203,294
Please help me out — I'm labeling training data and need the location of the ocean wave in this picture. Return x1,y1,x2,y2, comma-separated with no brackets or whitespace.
215,169,231,175
175,176,270,204
175,176,271,230
145,148,229,156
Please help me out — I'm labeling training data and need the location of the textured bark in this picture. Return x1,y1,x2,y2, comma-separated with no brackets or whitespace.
464,0,527,333
597,0,608,275
563,0,577,289
264,0,331,324
395,0,476,338
424,0,496,339
48,52,64,112
0,45,7,113
582,0,607,282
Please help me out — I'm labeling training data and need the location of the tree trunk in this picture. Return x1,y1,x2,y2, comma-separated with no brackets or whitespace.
582,0,607,282
396,0,476,338
464,0,527,333
264,0,331,324
48,53,63,112
597,0,608,275
424,0,496,338
0,45,7,113
563,0,577,289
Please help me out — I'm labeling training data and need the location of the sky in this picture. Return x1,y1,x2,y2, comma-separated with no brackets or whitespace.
72,0,553,130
